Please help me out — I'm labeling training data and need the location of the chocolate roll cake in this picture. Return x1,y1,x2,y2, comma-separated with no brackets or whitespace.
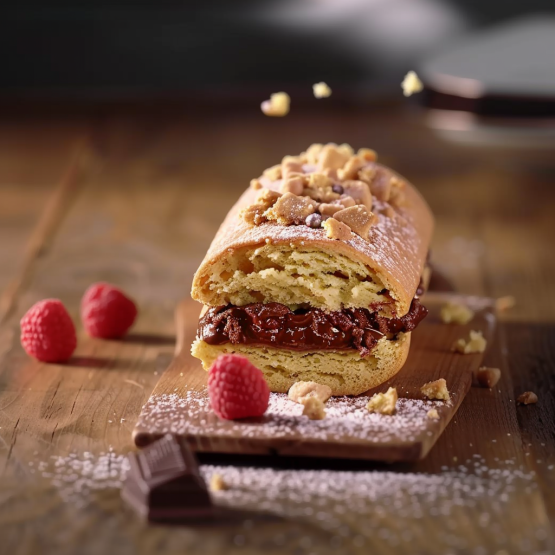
191,144,433,395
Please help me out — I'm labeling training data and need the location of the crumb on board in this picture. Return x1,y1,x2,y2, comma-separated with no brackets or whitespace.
440,302,474,325
302,397,326,420
210,473,229,492
261,92,290,117
288,381,332,404
452,330,487,354
517,391,538,405
495,295,516,312
313,82,332,98
421,379,450,401
473,367,501,389
366,387,398,415
401,70,423,97
427,408,440,420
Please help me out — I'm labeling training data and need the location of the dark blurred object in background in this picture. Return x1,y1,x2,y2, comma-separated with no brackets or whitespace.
0,0,553,100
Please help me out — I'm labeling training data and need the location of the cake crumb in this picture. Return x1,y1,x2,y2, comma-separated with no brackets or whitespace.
261,92,290,117
210,473,229,491
288,381,332,404
313,82,332,98
421,379,450,401
401,70,423,97
440,302,474,325
302,397,326,420
517,391,538,405
366,387,398,415
473,367,501,388
427,408,440,420
495,295,516,312
452,330,487,354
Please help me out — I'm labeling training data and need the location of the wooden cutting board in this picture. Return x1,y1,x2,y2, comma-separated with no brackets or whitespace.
133,293,496,462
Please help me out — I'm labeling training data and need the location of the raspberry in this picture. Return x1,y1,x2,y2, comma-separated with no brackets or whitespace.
207,354,270,420
20,299,77,362
81,283,137,339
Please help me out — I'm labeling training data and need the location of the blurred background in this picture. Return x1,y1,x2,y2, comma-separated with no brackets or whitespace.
1,1,554,150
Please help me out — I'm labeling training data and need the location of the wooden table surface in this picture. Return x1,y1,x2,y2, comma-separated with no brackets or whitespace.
0,102,554,555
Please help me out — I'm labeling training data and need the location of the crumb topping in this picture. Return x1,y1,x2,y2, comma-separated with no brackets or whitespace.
323,217,353,240
239,143,411,242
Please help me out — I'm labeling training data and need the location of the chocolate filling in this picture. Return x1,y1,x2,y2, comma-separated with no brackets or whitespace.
198,299,428,357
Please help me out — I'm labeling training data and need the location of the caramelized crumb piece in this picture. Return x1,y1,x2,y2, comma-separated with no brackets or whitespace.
334,205,376,240
323,217,352,240
240,190,281,226
440,302,475,325
210,474,229,491
288,381,332,404
281,175,306,196
250,178,263,190
473,367,501,388
421,378,450,401
366,387,398,415
302,397,326,420
263,164,282,181
317,144,350,171
452,330,487,354
319,203,342,217
304,143,324,165
342,180,373,210
517,391,538,405
265,192,316,225
357,148,377,162
338,156,366,181
337,195,356,208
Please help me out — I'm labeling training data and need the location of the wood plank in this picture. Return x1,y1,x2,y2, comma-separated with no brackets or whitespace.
133,293,495,461
0,105,553,554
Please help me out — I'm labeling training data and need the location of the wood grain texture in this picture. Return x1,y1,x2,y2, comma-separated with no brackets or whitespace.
133,293,495,462
0,104,553,555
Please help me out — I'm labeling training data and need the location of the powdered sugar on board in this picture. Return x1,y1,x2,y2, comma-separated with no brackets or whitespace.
136,391,445,451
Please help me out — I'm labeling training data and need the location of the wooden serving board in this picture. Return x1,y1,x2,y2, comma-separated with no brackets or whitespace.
133,293,496,462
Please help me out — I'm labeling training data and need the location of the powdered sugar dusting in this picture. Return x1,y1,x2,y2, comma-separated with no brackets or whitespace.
29,450,551,554
137,391,442,446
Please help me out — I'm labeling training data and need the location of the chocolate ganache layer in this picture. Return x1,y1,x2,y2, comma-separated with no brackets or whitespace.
198,299,428,357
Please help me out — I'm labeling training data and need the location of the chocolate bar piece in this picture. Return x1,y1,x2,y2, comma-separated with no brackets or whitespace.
122,434,213,522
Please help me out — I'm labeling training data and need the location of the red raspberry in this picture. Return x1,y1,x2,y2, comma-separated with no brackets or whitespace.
207,354,270,420
20,299,77,362
81,283,137,339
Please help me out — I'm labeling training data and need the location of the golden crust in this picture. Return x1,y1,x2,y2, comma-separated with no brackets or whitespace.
192,160,433,315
